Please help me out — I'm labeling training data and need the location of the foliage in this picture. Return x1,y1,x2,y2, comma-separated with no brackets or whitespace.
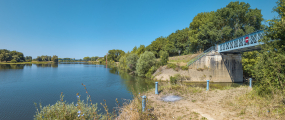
159,51,169,65
25,56,32,62
242,51,259,77
254,0,285,95
166,63,180,71
145,66,158,78
51,55,58,63
118,55,128,70
170,76,177,84
181,66,188,70
136,51,156,77
83,56,91,61
106,49,125,62
0,49,25,62
10,59,17,63
126,53,139,72
91,56,99,61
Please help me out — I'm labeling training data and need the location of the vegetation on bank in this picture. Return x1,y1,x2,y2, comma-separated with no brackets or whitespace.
0,49,58,63
0,61,53,64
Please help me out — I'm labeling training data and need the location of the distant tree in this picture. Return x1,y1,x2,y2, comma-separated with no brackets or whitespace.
83,57,90,61
107,49,125,62
12,55,20,62
36,56,42,61
51,55,58,63
25,56,32,62
0,49,11,62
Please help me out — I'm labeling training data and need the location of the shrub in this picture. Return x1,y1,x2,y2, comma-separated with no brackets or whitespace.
159,51,169,65
136,51,156,77
181,66,189,70
166,63,180,71
34,94,101,120
170,76,177,84
11,59,17,63
145,66,158,78
119,55,127,70
126,53,139,72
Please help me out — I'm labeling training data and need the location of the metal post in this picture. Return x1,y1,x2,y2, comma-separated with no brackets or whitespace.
155,82,158,94
249,78,252,88
206,80,210,91
142,96,146,112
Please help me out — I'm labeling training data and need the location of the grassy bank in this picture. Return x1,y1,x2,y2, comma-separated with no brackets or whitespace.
0,61,53,64
118,83,285,120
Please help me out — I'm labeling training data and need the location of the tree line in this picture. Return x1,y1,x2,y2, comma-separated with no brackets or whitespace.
0,49,58,63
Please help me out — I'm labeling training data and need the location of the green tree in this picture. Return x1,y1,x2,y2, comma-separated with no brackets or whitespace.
126,53,139,72
83,56,90,61
254,0,285,94
0,49,11,62
242,51,259,77
107,49,125,62
12,55,20,62
159,51,169,65
25,56,32,62
119,55,128,70
51,55,58,63
136,51,156,77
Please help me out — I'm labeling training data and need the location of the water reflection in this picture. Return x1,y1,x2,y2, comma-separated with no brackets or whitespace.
108,67,155,95
0,64,25,69
0,63,58,70
35,63,58,68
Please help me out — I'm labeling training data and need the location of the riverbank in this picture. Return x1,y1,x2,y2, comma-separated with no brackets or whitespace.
0,61,53,64
118,84,285,120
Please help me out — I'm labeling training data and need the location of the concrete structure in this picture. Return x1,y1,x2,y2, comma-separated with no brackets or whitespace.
187,30,266,82
188,50,243,82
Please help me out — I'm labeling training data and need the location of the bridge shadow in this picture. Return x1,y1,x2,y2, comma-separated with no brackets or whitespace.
220,53,243,83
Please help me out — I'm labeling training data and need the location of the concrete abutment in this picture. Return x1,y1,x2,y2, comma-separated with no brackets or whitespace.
188,51,243,82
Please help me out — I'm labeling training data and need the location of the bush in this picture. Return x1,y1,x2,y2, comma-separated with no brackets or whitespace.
181,66,188,70
159,51,169,65
34,94,101,120
136,51,156,77
170,76,177,84
126,53,139,72
145,66,158,78
166,63,180,71
119,55,127,70
11,59,17,63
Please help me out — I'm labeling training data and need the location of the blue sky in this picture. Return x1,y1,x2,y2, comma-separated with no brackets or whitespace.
0,0,278,59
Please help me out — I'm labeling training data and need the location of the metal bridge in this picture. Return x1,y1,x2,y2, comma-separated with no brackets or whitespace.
218,30,265,53
187,30,265,66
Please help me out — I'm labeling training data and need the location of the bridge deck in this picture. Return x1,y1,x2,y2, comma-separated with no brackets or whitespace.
218,30,264,53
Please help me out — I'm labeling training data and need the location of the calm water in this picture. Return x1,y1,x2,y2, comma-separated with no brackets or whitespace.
0,63,154,120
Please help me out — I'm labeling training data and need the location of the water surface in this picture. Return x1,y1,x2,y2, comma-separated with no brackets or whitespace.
0,63,154,120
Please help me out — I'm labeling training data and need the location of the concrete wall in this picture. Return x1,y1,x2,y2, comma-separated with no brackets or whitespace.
188,51,243,82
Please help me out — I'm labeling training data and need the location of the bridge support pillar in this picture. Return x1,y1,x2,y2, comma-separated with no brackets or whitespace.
189,51,243,82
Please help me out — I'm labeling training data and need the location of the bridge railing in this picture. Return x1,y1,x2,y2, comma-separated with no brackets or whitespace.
187,46,215,66
218,30,265,53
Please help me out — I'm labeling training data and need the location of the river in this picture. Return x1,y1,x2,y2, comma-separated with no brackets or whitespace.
0,63,154,120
